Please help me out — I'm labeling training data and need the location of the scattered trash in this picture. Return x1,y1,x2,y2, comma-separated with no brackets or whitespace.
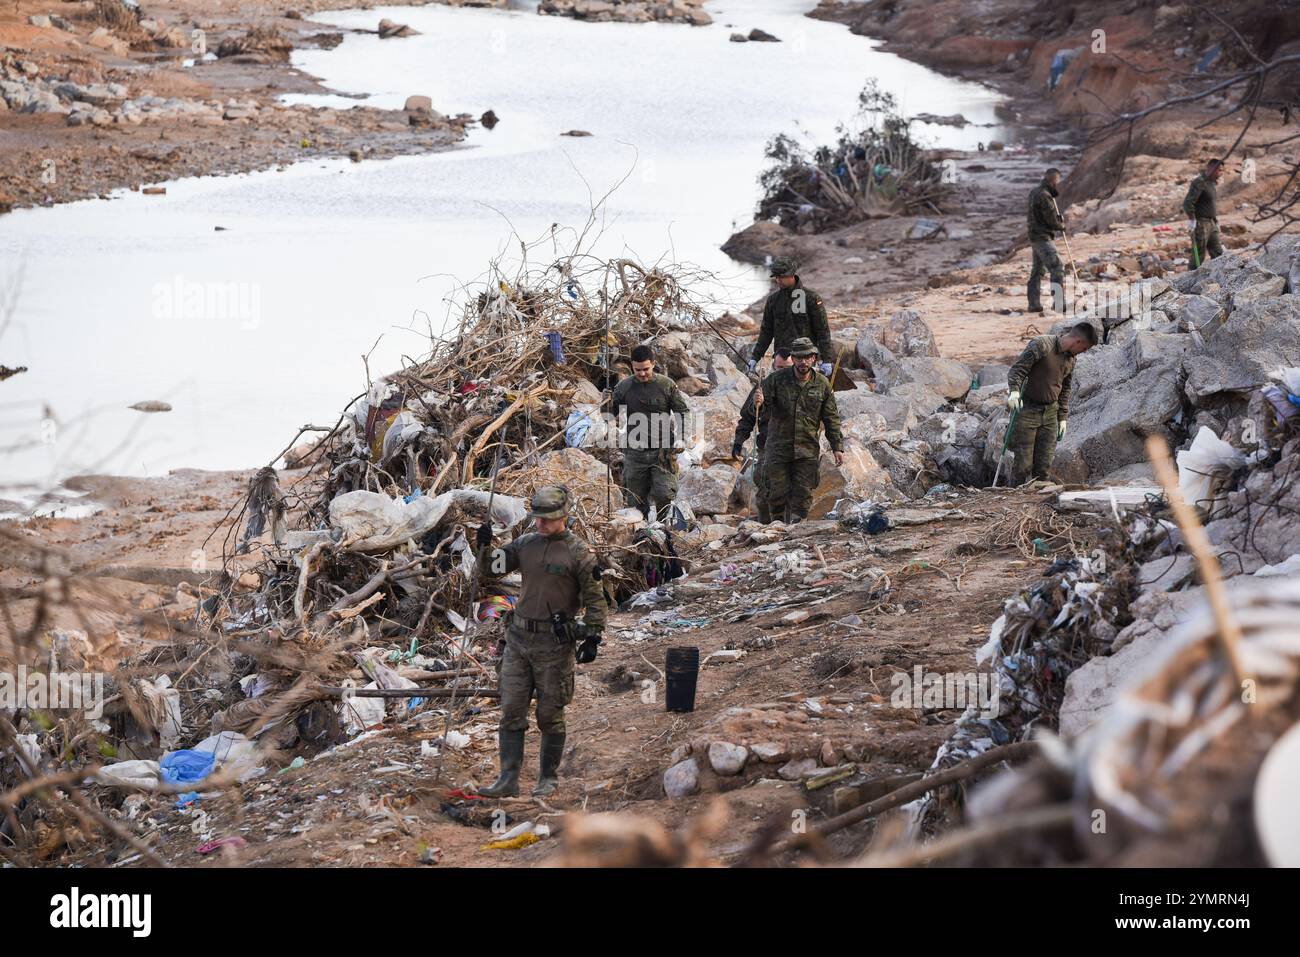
482,820,549,850
197,836,246,855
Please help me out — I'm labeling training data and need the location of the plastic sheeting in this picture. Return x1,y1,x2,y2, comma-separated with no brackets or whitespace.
1176,426,1246,512
329,488,527,552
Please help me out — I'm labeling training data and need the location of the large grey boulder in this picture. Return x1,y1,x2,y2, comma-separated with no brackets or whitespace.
865,434,935,498
968,384,1010,418
811,445,899,515
651,332,694,378
1179,294,1226,333
677,465,740,516
1231,273,1287,312
886,356,972,401
1171,255,1286,308
1255,234,1300,287
915,412,987,486
1071,341,1138,405
1058,363,1184,479
889,381,946,418
706,352,746,392
976,363,1010,387
879,309,939,357
840,411,888,443
686,386,748,454
854,335,901,384
835,388,916,432
1203,444,1300,571
1128,331,1192,373
1184,296,1300,402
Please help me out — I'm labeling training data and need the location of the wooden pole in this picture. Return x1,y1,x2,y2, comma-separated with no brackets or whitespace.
772,740,1039,855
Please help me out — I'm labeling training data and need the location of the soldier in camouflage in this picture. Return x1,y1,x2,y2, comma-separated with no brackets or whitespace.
1026,168,1067,314
474,485,606,798
751,258,834,376
1183,158,1225,266
605,343,691,522
1005,323,1097,484
756,337,844,523
732,348,792,523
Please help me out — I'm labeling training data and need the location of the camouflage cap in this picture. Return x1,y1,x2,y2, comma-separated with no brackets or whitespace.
788,337,818,357
769,256,797,277
529,485,570,519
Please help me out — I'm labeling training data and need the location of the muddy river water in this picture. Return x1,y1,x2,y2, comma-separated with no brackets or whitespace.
1,0,1007,503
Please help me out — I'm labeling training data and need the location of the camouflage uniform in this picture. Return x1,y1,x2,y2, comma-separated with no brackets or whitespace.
475,486,606,797
609,373,690,520
1006,334,1076,483
733,382,772,523
1182,173,1223,264
757,340,844,523
752,262,834,364
1026,178,1066,313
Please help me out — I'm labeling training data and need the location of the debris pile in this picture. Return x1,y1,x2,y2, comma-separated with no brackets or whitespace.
758,81,949,233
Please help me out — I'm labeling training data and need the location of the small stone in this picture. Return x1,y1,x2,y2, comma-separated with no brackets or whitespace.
751,741,789,763
669,743,692,764
777,757,818,781
708,742,748,776
819,739,838,767
663,758,700,798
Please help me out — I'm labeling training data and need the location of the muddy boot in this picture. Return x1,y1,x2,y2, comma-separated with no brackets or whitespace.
477,729,524,798
532,732,566,797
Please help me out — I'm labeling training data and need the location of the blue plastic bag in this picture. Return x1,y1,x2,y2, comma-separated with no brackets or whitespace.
162,749,216,809
161,748,216,785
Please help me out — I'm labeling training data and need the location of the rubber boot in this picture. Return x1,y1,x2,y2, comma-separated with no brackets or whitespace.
478,729,524,798
531,732,566,797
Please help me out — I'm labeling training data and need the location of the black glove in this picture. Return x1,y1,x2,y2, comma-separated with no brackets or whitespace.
731,443,744,459
475,521,492,550
575,630,602,664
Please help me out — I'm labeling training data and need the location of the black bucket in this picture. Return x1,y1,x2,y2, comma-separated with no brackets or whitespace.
664,646,700,713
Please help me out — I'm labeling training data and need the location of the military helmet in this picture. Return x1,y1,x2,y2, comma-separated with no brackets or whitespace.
529,485,570,520
769,256,797,277
788,337,818,357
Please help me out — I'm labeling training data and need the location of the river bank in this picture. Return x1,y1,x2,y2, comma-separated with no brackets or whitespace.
0,0,476,211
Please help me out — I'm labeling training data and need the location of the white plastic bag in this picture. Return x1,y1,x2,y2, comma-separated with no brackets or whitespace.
137,674,184,748
330,490,449,552
339,681,386,736
1176,426,1246,511
94,759,162,790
